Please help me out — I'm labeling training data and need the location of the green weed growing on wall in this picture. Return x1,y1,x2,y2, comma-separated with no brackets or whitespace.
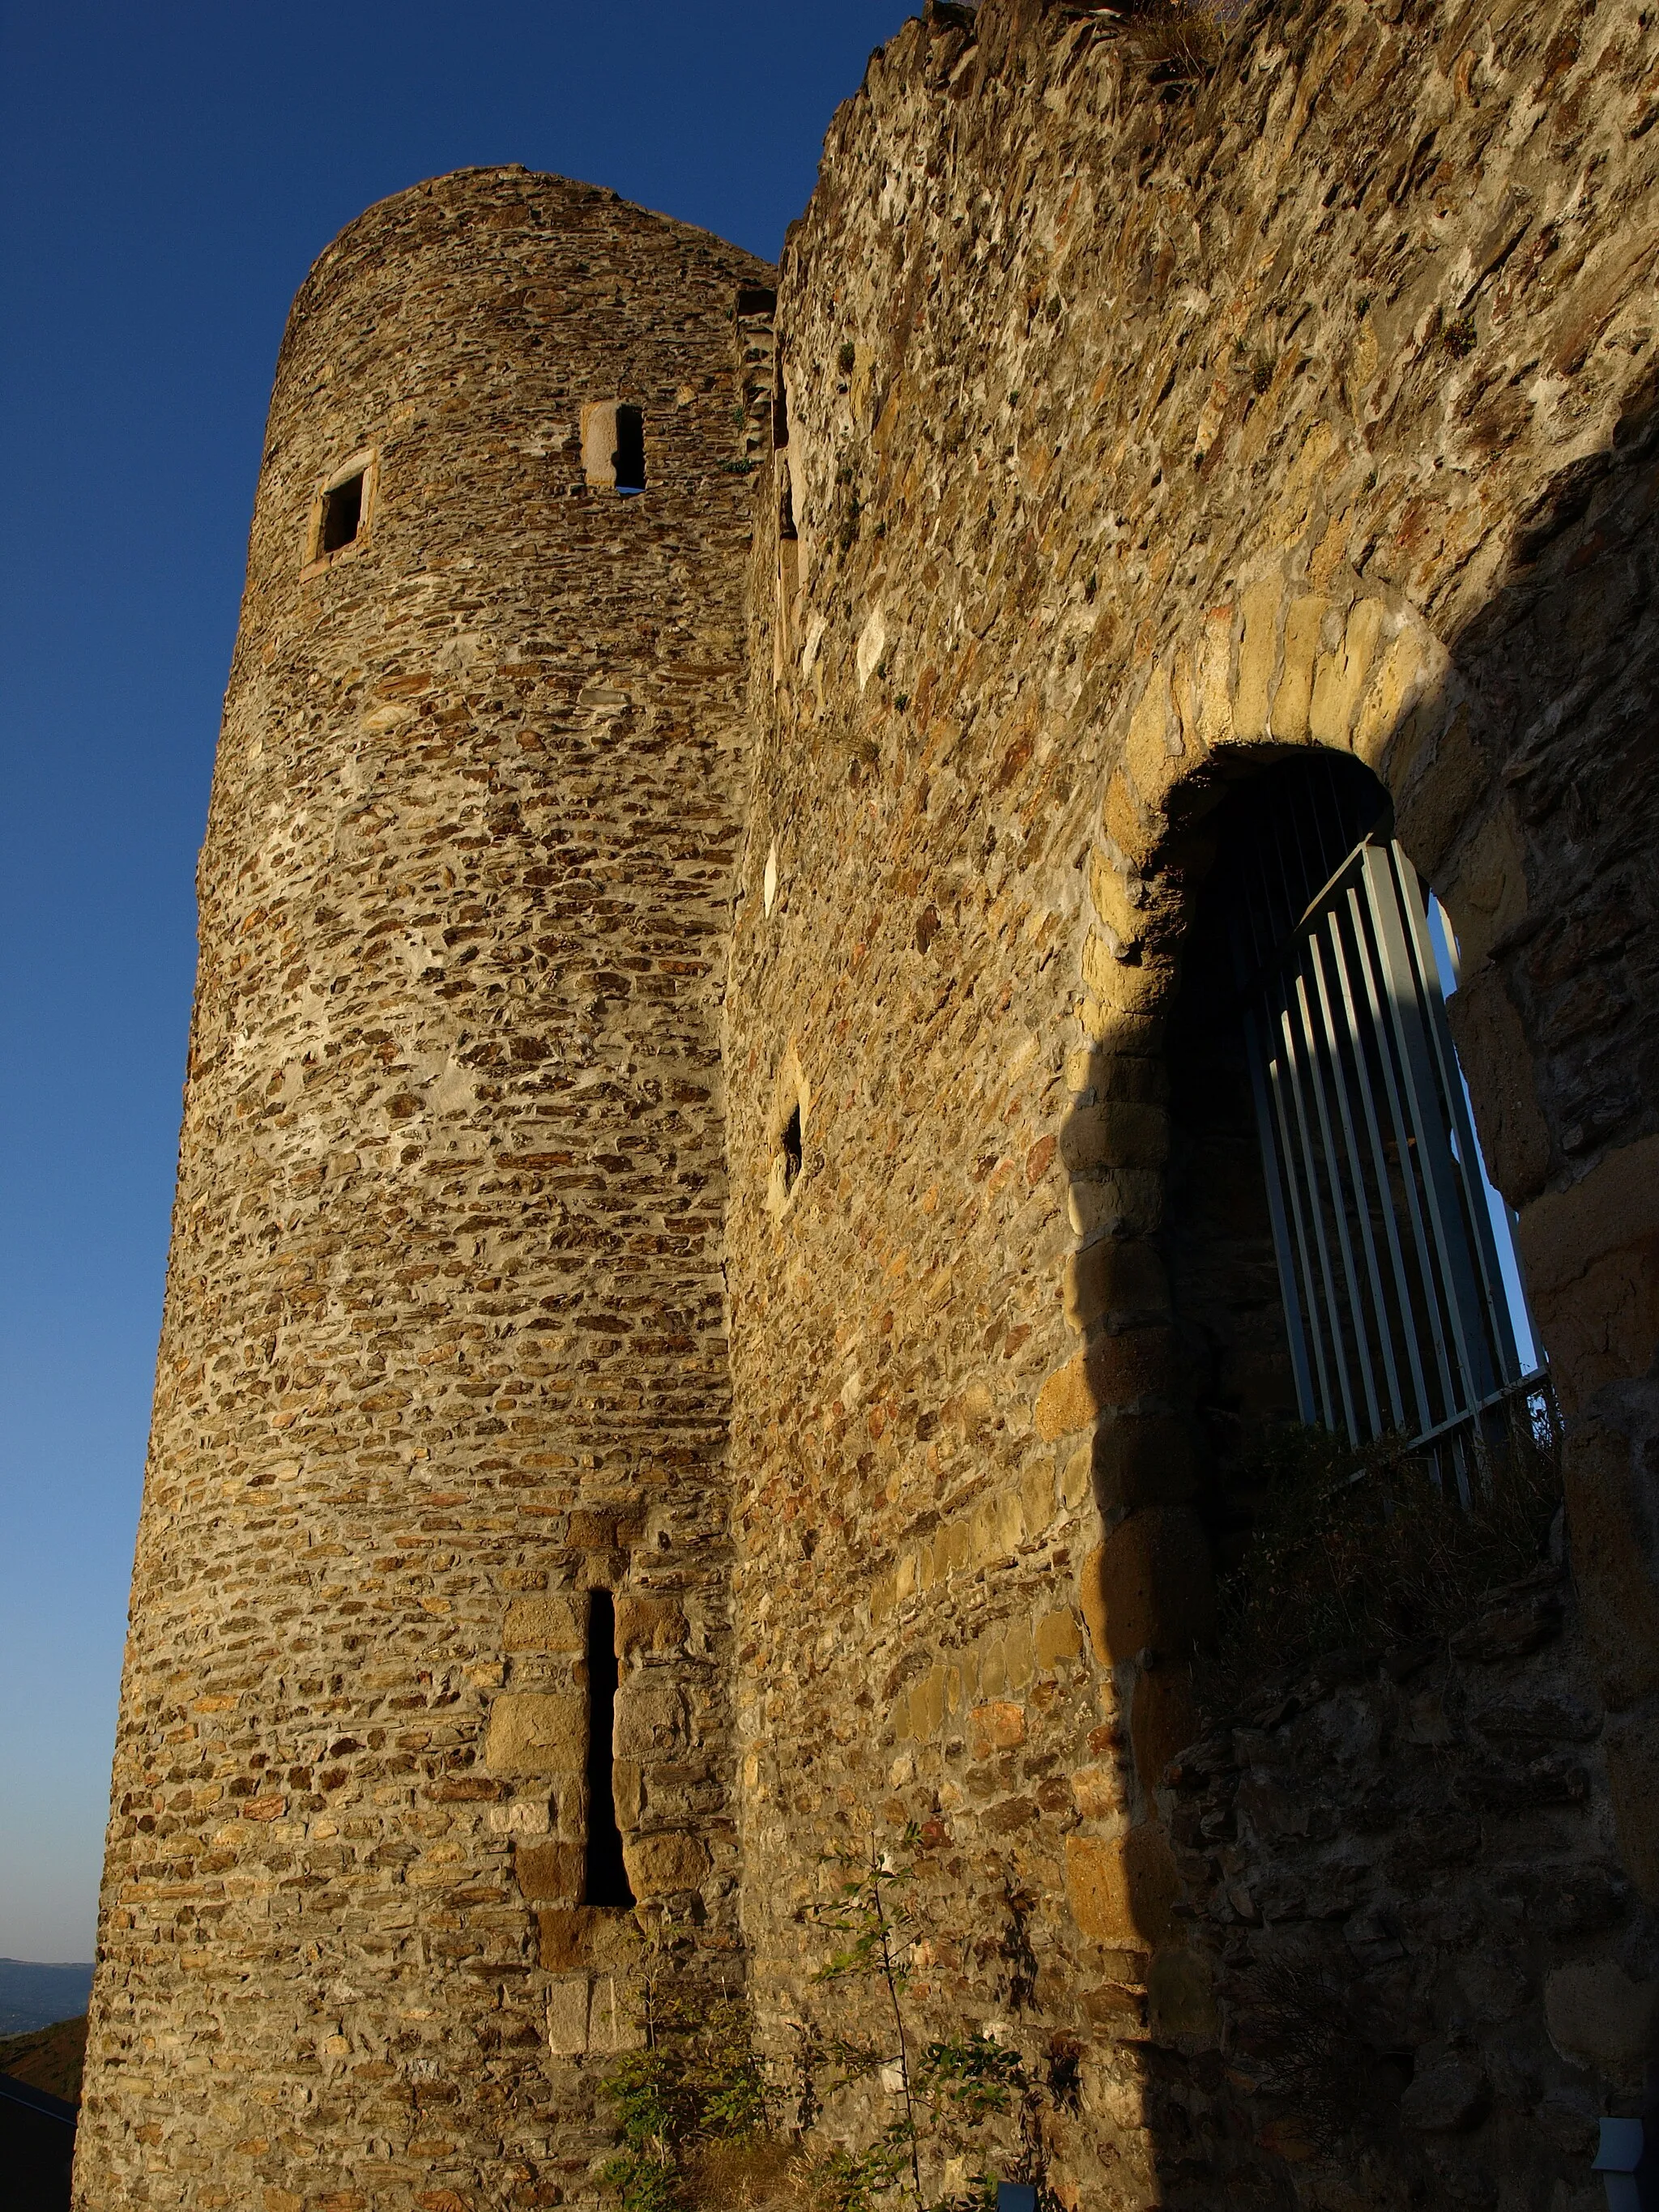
808,1826,1032,2212
600,1988,776,2211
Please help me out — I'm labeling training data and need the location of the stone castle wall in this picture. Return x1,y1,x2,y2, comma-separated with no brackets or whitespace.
75,166,771,2211
75,1,1659,2206
727,0,1659,2203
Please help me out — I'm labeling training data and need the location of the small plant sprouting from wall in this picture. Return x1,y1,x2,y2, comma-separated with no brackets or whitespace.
600,1988,784,2211
596,1839,1043,2210
1209,1417,1563,1693
806,1827,1033,2212
598,1835,1043,2210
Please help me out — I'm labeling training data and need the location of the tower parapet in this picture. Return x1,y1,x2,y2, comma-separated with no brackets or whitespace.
75,164,771,2210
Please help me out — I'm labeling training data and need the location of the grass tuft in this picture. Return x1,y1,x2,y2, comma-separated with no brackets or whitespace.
684,2136,812,2210
602,1993,797,2211
1118,0,1226,84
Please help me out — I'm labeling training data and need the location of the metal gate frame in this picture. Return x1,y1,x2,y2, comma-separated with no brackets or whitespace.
1242,833,1548,1496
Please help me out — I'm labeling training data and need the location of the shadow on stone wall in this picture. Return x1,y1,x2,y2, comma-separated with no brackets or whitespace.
1058,369,1659,2207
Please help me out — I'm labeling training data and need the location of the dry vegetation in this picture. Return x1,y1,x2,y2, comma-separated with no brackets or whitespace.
1209,1414,1563,1694
680,2137,812,2210
0,2013,87,2103
1117,0,1228,83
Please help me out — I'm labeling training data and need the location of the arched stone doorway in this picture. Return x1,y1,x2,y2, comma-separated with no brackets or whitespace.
1061,583,1656,2194
1162,747,1547,1558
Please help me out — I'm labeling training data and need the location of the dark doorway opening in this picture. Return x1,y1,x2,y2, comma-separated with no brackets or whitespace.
1164,750,1542,1554
1162,762,1350,1562
583,1590,635,1908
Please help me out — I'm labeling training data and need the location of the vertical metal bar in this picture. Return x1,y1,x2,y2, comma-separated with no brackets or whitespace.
1392,852,1523,1388
1363,843,1495,1417
1280,980,1360,1443
1248,860,1274,975
1300,940,1383,1438
1265,993,1340,1430
1311,902,1401,1434
1334,883,1422,1434
1449,1423,1473,1511
1346,860,1459,1432
1243,1005,1318,1424
1269,810,1298,960
1265,995,1345,1424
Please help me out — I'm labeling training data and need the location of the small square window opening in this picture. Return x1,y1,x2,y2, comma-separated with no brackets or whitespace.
319,471,365,554
305,450,376,570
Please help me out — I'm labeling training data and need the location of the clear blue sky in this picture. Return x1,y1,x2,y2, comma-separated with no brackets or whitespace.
0,0,911,1966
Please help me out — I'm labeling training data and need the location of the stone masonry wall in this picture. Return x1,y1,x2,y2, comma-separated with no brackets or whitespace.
75,168,771,2212
72,1,1659,2203
727,2,1659,2204
1163,1562,1648,2211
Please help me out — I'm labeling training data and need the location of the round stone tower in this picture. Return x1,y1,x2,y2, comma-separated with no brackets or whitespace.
75,167,773,2210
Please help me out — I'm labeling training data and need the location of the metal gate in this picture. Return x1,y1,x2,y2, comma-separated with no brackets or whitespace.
1237,805,1546,1497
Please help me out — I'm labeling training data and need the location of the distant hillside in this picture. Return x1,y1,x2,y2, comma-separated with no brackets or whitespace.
0,1963,94,2039
0,2015,87,2105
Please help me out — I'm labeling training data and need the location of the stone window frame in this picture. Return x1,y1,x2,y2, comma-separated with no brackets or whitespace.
302,446,379,575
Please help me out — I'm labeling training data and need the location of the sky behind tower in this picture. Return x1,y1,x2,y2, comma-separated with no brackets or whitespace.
0,0,911,1964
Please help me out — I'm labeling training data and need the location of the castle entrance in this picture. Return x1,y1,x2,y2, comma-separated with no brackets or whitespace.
1162,751,1547,1558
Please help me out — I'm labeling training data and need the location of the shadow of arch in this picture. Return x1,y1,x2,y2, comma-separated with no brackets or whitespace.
1051,377,1659,2201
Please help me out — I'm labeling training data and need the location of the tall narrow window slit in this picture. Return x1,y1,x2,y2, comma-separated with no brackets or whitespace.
583,1589,634,1909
